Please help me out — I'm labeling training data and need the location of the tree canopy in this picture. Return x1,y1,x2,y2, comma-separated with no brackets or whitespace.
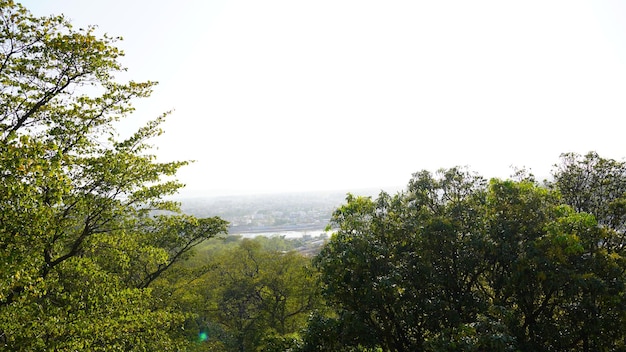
0,1,227,349
312,161,626,351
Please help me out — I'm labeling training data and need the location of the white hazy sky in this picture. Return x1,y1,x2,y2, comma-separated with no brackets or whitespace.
21,0,626,196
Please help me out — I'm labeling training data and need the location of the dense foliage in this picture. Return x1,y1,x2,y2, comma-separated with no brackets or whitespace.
157,236,323,352
312,158,626,351
0,1,227,350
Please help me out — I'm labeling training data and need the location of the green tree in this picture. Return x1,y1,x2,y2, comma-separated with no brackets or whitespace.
175,238,321,352
481,179,575,350
551,151,626,250
549,152,626,350
314,168,489,351
0,1,227,350
314,165,626,351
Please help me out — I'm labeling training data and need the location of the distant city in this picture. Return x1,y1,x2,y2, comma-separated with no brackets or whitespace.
176,188,396,236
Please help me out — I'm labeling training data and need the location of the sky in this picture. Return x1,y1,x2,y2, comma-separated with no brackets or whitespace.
20,0,626,196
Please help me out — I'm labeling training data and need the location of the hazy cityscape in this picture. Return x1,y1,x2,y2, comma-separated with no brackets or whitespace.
177,189,389,236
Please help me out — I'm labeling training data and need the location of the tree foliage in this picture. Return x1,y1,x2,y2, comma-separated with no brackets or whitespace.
551,152,626,250
313,162,626,351
161,238,322,352
0,1,227,349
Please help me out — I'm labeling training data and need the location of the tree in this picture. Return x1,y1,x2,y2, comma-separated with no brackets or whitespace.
0,1,227,349
549,152,626,350
551,152,626,250
173,238,321,352
314,168,489,351
314,164,626,351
